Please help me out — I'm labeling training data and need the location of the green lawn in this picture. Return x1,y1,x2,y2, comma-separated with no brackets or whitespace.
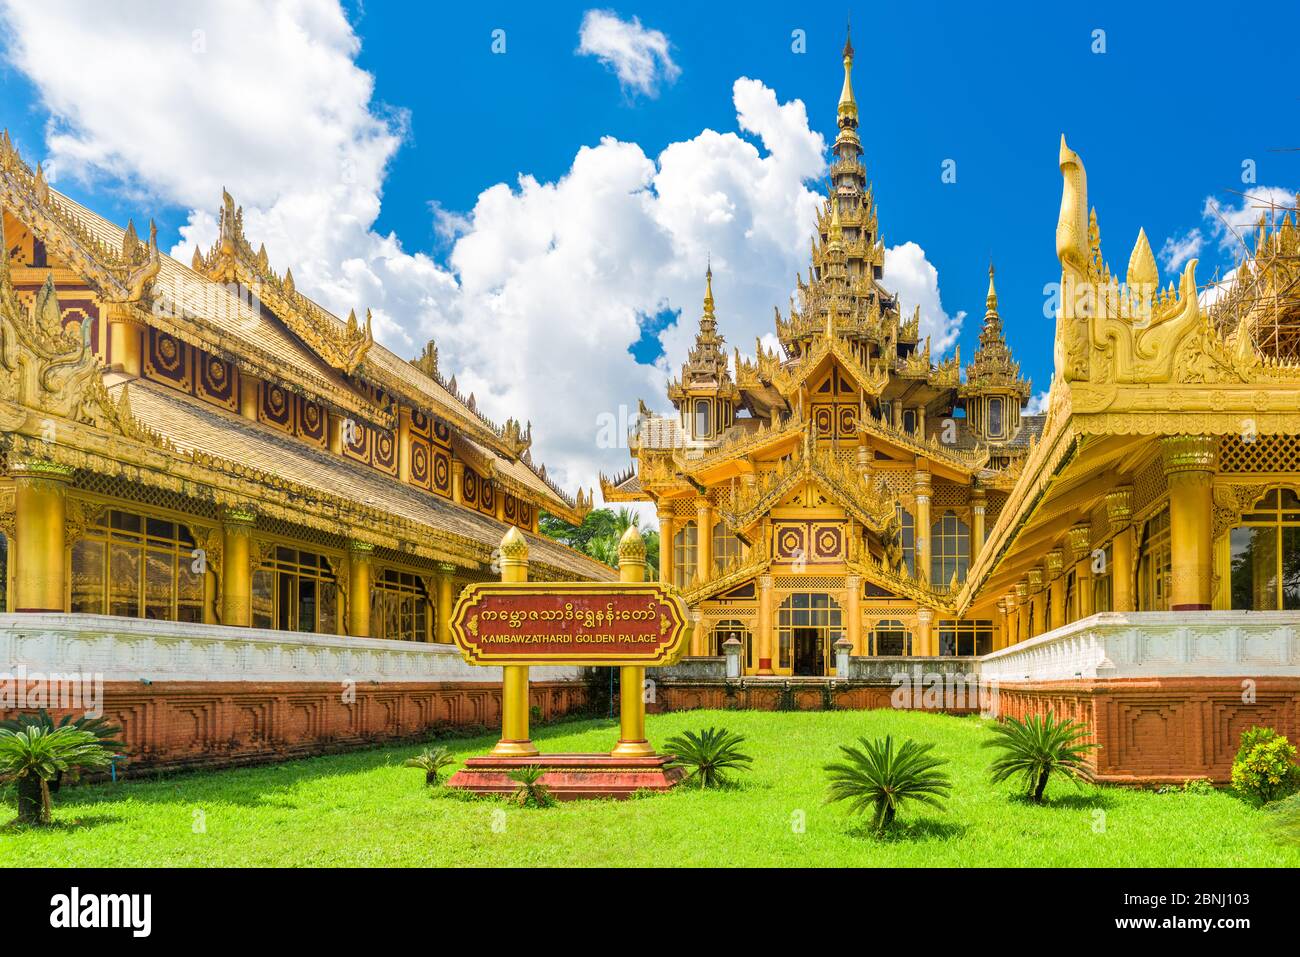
2,709,1296,867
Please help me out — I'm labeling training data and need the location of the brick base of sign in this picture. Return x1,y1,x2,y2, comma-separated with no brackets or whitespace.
0,680,588,775
447,753,685,800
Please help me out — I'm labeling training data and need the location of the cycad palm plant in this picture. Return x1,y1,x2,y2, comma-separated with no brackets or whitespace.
663,727,754,788
983,712,1097,802
0,726,114,824
0,710,125,792
824,735,951,833
403,746,456,786
508,764,552,807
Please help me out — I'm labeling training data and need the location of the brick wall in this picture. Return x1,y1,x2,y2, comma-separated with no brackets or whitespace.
1,679,588,774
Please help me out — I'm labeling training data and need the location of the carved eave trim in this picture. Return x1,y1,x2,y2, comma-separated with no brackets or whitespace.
955,401,1079,616
845,557,958,616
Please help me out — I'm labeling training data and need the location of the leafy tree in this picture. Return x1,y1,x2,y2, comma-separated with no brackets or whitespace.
824,735,952,833
540,507,658,578
663,727,754,788
983,712,1097,802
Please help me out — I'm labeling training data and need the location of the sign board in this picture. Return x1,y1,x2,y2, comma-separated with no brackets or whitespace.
449,581,690,667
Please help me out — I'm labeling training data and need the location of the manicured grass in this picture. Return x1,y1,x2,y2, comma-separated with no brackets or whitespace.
1,709,1295,867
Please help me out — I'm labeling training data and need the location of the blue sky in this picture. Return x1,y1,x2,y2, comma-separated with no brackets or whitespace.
0,1,1296,495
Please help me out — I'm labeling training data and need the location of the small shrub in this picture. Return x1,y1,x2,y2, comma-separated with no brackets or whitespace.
824,735,951,834
508,765,552,807
1235,725,1279,765
0,726,114,825
663,727,754,789
403,746,456,786
1231,732,1300,807
1182,778,1217,795
982,712,1097,802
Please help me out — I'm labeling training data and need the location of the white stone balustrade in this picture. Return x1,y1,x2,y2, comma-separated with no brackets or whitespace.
0,613,578,684
980,611,1300,683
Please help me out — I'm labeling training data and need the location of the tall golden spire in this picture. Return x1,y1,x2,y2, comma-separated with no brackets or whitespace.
838,22,857,127
703,257,715,321
986,263,999,315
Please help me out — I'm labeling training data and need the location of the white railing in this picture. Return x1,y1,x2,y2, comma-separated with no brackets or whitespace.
0,613,579,684
980,611,1300,683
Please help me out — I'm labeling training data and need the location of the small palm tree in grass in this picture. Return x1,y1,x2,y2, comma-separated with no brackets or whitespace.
0,726,114,825
824,735,952,834
508,765,552,807
983,712,1098,803
403,747,457,786
663,727,754,789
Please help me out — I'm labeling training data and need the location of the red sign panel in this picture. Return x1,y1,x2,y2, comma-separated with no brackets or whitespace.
449,582,690,666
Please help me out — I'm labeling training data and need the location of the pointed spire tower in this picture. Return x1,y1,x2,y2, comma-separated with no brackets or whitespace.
780,23,897,359
668,262,741,441
961,264,1031,440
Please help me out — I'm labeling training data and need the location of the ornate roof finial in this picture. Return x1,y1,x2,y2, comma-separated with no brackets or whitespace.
839,21,856,116
986,262,998,314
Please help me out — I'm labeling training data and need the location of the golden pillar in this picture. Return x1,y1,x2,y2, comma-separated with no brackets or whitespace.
612,526,654,757
914,464,932,585
397,407,413,484
106,303,142,376
347,540,373,638
493,527,537,757
1069,524,1093,621
994,598,1010,650
1161,435,1218,611
219,507,256,627
845,574,863,656
970,486,986,565
239,374,259,423
1028,567,1046,636
915,606,934,657
436,565,455,643
757,573,774,674
327,411,344,455
1046,549,1065,632
1106,487,1135,612
1015,582,1029,644
657,509,674,586
695,498,713,586
12,461,72,613
451,460,465,506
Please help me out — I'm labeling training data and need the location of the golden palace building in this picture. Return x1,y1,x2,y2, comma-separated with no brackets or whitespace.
0,131,613,767
605,37,1300,782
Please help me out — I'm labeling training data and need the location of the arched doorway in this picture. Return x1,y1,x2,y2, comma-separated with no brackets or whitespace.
777,593,843,676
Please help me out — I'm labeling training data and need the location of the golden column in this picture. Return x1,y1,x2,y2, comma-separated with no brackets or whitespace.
612,526,654,757
219,507,256,627
914,463,932,585
1106,486,1135,612
1028,567,1046,636
493,527,538,757
1161,435,1218,611
1046,549,1065,632
915,606,934,657
240,374,260,423
397,407,413,484
105,302,142,377
995,597,1011,650
695,498,713,586
451,460,465,506
436,564,455,643
347,540,374,638
969,486,986,565
757,573,774,674
657,509,674,586
12,460,72,613
1068,524,1094,620
1015,582,1030,643
845,574,863,655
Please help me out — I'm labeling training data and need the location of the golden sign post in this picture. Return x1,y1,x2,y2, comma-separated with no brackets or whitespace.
447,525,690,799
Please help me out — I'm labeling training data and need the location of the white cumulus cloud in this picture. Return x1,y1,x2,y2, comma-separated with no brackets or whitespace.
577,9,680,97
0,0,964,508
